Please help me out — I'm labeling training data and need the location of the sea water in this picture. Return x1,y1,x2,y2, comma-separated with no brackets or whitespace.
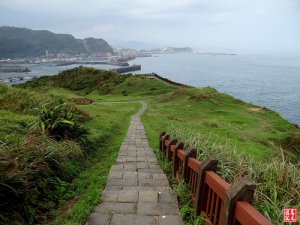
0,54,299,125
130,54,300,126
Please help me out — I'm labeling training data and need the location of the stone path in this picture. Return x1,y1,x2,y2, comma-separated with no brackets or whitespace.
86,101,182,225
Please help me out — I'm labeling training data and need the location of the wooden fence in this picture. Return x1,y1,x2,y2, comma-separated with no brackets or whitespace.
159,131,274,225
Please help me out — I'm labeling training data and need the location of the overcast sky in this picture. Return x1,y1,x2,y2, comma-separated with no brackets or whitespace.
0,0,299,53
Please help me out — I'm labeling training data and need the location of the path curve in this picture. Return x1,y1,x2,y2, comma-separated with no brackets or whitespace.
86,101,182,225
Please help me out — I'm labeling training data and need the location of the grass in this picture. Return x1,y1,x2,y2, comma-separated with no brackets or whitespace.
141,87,298,160
5,68,300,225
88,75,177,102
46,102,141,224
139,87,300,224
1,80,141,224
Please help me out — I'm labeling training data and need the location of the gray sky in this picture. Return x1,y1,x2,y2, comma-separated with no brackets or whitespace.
1,0,299,53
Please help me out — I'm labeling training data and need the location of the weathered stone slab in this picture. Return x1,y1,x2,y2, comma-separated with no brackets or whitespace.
139,191,158,203
139,179,169,187
127,151,137,156
153,174,168,180
158,192,177,203
126,157,137,162
155,187,171,193
123,186,155,191
110,214,157,225
149,164,161,169
137,203,179,215
136,157,148,162
118,190,138,202
148,158,157,163
138,168,164,174
136,162,149,169
138,173,153,179
145,153,156,157
86,213,110,225
105,186,123,191
118,152,127,156
106,178,138,187
158,215,183,225
123,164,137,169
111,165,123,170
101,190,119,202
116,158,127,163
94,202,135,214
123,171,138,179
108,172,123,179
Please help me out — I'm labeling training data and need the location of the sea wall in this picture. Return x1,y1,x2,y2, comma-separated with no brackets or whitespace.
145,73,193,88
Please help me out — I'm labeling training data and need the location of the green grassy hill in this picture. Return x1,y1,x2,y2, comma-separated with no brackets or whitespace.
0,26,114,58
1,67,299,224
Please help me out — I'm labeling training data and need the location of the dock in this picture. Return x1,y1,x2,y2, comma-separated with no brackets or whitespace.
56,61,129,66
0,67,31,73
110,65,141,73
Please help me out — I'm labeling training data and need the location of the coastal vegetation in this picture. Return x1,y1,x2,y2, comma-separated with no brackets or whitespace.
0,26,114,59
0,67,299,224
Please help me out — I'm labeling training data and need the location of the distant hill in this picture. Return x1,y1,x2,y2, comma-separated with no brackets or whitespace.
114,41,165,50
0,26,114,59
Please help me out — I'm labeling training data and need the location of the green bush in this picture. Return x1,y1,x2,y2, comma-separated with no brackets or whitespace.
30,102,90,145
0,135,84,224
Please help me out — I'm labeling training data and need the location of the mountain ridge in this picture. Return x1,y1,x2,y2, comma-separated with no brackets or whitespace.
0,26,114,59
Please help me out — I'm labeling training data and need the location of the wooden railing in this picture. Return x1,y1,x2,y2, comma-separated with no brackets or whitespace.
159,131,274,225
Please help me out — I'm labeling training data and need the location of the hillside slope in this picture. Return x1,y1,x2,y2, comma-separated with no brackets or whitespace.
0,26,114,58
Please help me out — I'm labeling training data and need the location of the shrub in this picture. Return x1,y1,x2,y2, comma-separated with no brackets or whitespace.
30,102,90,145
0,134,84,224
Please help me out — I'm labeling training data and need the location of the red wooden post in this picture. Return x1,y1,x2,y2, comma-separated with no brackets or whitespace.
167,138,177,163
221,177,256,225
172,141,184,177
161,134,170,154
194,156,219,215
159,131,166,152
182,146,197,180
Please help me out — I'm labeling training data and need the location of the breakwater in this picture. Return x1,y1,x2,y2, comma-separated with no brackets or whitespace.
0,67,31,73
110,65,141,73
56,61,129,66
145,73,193,88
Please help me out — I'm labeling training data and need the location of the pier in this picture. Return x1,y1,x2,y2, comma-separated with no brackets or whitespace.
0,67,31,73
56,61,129,66
110,65,141,73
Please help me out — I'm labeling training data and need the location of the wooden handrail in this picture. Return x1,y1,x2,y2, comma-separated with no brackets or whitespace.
234,201,274,225
178,150,185,160
160,131,274,225
188,157,201,172
205,171,230,200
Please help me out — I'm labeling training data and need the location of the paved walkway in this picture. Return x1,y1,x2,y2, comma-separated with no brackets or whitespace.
86,101,182,225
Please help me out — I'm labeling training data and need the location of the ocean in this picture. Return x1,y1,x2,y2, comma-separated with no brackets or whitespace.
1,53,299,126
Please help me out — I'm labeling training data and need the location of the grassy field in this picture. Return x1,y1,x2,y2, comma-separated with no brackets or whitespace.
2,68,299,224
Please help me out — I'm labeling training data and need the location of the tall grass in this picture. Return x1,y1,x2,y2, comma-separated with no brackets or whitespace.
0,133,85,224
168,124,300,224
